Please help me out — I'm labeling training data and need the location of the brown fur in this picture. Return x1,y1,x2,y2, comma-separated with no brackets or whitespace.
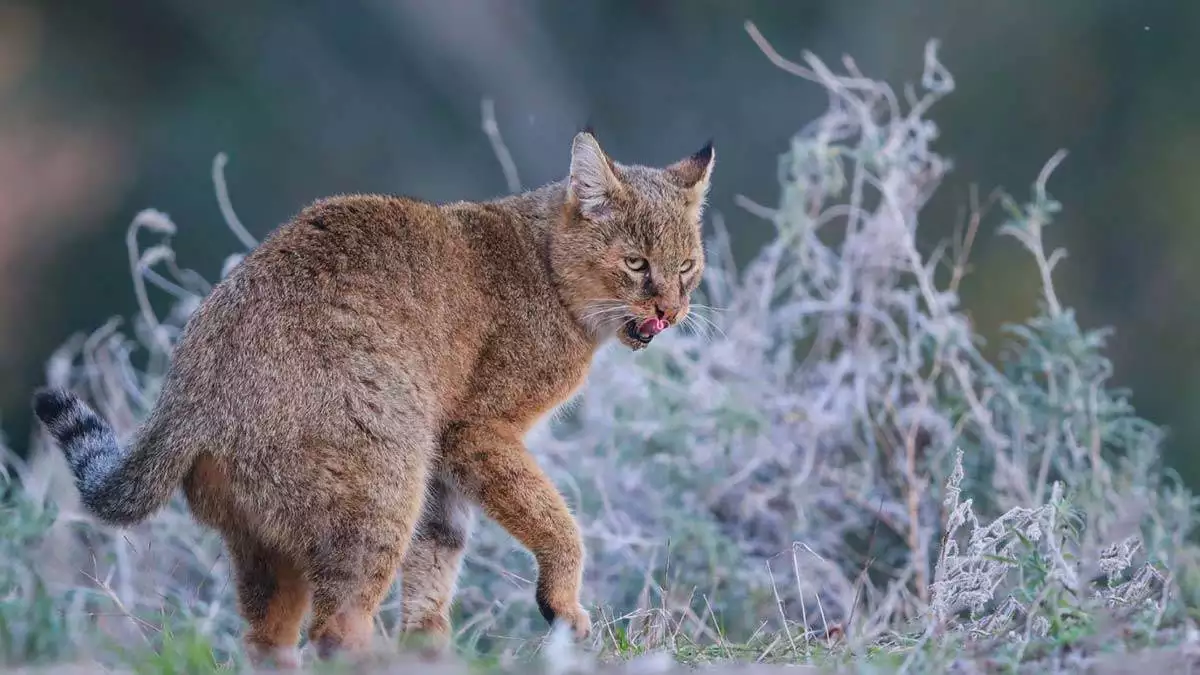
32,131,714,668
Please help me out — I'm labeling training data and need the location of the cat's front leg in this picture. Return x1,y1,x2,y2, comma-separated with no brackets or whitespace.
441,420,591,640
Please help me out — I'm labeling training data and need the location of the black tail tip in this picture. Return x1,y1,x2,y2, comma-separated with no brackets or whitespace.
32,388,75,426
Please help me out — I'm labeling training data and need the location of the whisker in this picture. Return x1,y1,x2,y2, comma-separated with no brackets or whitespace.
680,314,714,343
578,301,626,316
679,314,702,337
581,299,625,309
687,311,726,339
578,301,634,333
581,304,626,314
579,307,631,324
580,300,628,312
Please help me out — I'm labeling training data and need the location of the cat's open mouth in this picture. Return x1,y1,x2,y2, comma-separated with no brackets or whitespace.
621,317,670,348
624,320,654,345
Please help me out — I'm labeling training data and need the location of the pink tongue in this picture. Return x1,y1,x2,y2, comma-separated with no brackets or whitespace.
638,317,669,337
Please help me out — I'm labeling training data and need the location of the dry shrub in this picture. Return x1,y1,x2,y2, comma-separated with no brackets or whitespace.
1,20,1196,674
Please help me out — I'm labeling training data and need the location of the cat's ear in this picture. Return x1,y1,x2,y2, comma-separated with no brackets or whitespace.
666,139,715,196
666,140,715,220
568,129,623,220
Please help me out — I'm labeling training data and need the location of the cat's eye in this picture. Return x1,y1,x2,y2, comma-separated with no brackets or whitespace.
623,256,648,273
679,259,695,274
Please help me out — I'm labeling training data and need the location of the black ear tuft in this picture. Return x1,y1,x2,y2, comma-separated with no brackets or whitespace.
665,138,716,191
579,123,597,139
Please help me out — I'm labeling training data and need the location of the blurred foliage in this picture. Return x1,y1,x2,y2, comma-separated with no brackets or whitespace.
3,2,1199,489
0,468,72,666
3,31,1197,674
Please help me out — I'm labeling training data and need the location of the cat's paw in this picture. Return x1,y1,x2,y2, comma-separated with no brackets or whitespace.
399,615,452,659
549,604,592,640
536,588,592,640
245,642,302,671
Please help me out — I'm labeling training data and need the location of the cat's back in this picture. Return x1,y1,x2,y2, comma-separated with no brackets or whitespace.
259,193,466,291
207,192,483,328
161,193,497,439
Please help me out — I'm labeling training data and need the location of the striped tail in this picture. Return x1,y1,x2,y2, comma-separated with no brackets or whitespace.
32,388,191,526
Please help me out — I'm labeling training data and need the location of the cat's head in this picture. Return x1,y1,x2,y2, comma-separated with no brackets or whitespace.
553,129,714,351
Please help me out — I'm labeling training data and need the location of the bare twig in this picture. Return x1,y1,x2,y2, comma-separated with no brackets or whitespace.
211,152,259,250
482,98,523,195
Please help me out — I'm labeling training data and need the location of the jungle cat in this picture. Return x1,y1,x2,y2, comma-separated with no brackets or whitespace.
32,129,715,668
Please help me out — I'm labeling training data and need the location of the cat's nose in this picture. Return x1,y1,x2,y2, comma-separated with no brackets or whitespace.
654,303,682,324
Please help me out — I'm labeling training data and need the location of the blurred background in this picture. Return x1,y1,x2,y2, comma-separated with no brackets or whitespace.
1,0,1197,486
